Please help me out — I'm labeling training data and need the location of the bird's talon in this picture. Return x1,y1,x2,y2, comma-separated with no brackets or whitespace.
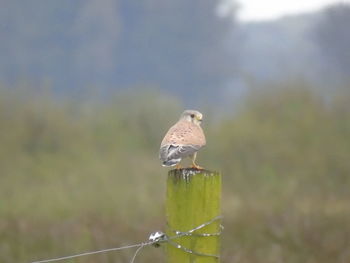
175,164,183,170
191,164,204,170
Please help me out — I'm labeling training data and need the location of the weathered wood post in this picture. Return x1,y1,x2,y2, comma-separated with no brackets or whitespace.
166,168,222,263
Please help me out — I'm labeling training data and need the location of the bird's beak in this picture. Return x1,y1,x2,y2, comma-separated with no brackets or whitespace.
196,116,203,122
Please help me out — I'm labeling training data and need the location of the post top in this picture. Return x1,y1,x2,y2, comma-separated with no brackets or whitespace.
168,168,219,183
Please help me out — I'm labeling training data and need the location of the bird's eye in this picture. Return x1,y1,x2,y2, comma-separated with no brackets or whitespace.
190,114,195,118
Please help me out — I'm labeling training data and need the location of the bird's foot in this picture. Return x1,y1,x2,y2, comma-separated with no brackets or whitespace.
175,164,183,170
191,163,204,170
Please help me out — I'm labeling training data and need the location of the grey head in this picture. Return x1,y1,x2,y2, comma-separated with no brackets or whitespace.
179,110,203,125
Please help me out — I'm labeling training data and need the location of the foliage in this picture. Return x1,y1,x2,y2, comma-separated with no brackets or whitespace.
0,83,349,262
313,3,350,77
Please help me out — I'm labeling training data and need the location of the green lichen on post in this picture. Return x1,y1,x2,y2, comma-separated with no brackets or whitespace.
166,168,222,263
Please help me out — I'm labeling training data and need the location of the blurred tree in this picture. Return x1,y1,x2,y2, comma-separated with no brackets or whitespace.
1,0,237,102
313,3,350,78
115,0,237,102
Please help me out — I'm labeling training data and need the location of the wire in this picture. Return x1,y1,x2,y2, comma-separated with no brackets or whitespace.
31,242,151,263
30,215,223,263
130,243,146,263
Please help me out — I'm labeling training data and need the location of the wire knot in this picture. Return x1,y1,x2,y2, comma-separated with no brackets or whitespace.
148,231,167,247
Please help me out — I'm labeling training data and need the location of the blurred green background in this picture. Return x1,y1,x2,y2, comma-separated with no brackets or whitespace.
1,1,350,262
1,84,349,263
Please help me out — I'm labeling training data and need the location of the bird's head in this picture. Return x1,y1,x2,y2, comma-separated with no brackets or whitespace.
180,110,203,125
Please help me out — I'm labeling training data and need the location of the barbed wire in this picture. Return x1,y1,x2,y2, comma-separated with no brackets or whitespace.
31,215,223,263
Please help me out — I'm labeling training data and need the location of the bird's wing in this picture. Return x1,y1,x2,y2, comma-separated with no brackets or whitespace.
160,144,202,162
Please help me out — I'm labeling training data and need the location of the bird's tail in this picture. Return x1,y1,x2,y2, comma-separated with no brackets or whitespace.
162,158,181,167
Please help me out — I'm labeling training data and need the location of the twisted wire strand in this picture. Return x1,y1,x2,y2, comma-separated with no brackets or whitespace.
167,239,219,258
130,243,146,263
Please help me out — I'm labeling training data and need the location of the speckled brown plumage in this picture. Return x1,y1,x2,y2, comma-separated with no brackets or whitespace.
161,120,206,147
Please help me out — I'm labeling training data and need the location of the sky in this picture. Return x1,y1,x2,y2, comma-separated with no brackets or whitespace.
223,0,350,21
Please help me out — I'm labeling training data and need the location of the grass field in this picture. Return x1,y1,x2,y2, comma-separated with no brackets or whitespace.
0,85,349,262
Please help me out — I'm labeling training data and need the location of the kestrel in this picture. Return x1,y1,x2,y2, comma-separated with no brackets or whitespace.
159,110,206,169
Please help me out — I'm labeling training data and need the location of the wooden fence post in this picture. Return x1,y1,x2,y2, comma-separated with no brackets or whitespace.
166,168,222,263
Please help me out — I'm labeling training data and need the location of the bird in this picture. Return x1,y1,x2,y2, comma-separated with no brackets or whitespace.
159,110,206,169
